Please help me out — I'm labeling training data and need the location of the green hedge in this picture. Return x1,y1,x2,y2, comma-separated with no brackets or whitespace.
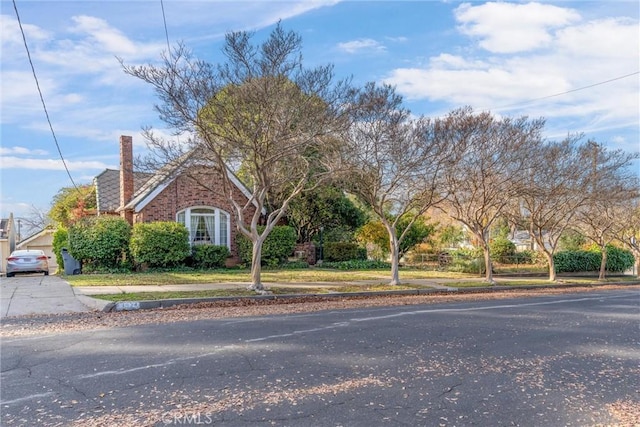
130,221,191,268
324,242,367,262
554,246,634,273
489,237,516,264
318,260,390,270
236,225,297,267
192,244,230,269
52,226,68,272
68,216,131,271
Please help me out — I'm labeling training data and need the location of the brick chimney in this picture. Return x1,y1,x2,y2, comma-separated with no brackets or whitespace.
119,135,134,224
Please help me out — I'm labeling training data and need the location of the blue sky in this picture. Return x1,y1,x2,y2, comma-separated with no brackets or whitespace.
1,0,639,226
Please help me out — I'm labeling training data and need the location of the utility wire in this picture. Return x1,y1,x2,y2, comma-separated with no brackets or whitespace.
492,71,640,111
12,0,79,191
160,0,171,53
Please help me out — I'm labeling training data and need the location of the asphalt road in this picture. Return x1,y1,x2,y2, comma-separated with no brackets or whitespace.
1,288,638,426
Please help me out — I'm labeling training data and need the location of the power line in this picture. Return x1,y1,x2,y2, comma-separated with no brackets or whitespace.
492,71,640,111
12,0,79,191
160,0,171,53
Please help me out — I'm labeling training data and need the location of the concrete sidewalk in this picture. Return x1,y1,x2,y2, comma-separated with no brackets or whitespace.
1,274,99,318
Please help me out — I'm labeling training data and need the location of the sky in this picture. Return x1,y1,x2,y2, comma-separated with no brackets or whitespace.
1,0,639,230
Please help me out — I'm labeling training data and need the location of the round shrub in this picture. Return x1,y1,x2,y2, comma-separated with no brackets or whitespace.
490,237,516,264
324,242,367,262
192,244,230,269
236,225,297,267
603,245,634,272
130,221,190,268
68,216,131,270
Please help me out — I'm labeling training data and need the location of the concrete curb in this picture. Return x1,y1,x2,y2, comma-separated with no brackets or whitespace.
101,281,640,313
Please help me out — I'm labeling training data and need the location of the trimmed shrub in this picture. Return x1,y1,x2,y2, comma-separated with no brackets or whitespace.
52,226,68,272
192,244,230,269
236,225,297,267
68,216,131,271
554,246,634,273
324,242,367,262
280,260,310,269
603,245,635,272
446,248,485,274
553,250,600,273
130,221,190,268
318,259,391,270
490,237,516,264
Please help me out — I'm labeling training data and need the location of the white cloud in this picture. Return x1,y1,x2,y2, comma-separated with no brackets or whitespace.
337,38,386,54
0,156,109,171
0,146,48,156
0,14,49,48
455,2,581,53
384,3,639,142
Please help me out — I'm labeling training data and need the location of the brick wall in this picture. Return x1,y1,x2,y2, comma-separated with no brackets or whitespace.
134,167,257,260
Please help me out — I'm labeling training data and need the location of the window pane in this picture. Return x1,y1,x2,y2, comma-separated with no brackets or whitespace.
192,208,214,214
177,211,185,225
220,213,228,246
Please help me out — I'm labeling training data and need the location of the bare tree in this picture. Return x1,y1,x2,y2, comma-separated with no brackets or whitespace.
512,135,590,281
575,141,640,279
340,83,455,285
437,107,545,284
123,24,354,291
613,197,640,276
16,205,51,238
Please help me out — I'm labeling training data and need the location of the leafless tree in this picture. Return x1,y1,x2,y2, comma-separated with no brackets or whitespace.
612,197,640,276
575,141,640,279
16,205,51,238
123,24,354,290
437,107,545,284
340,83,455,285
511,135,591,281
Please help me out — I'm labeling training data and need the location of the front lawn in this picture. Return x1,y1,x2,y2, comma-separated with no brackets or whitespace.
91,283,426,302
64,268,471,287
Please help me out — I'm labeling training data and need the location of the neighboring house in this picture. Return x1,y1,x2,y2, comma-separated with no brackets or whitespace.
16,228,57,273
94,136,259,262
0,214,17,274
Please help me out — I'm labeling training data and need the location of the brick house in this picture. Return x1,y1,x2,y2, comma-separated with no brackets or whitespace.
94,136,259,262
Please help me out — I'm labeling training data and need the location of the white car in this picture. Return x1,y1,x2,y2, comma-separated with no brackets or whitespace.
6,249,50,277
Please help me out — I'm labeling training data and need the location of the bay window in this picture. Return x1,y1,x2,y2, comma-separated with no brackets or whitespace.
176,207,230,247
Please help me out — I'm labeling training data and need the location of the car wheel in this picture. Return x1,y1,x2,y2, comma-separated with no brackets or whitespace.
7,273,15,278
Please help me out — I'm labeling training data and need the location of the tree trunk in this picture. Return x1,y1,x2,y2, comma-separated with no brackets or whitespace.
598,245,607,280
389,239,400,286
543,250,556,281
383,221,402,286
482,244,495,285
248,239,264,291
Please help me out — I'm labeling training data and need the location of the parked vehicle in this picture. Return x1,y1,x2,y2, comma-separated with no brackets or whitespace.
6,250,50,277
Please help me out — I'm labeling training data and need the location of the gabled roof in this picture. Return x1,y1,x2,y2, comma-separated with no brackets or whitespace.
94,169,152,213
17,227,54,248
117,150,261,214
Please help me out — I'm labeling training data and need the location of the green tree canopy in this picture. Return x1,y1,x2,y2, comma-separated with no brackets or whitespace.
49,185,96,227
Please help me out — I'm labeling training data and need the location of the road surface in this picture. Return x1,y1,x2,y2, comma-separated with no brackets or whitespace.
1,288,638,426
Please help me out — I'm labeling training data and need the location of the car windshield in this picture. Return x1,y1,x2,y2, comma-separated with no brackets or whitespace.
11,250,45,257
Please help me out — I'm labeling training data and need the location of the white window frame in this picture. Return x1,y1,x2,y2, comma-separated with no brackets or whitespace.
176,206,231,248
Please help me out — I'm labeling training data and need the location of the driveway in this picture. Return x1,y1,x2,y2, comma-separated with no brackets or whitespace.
0,274,97,318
